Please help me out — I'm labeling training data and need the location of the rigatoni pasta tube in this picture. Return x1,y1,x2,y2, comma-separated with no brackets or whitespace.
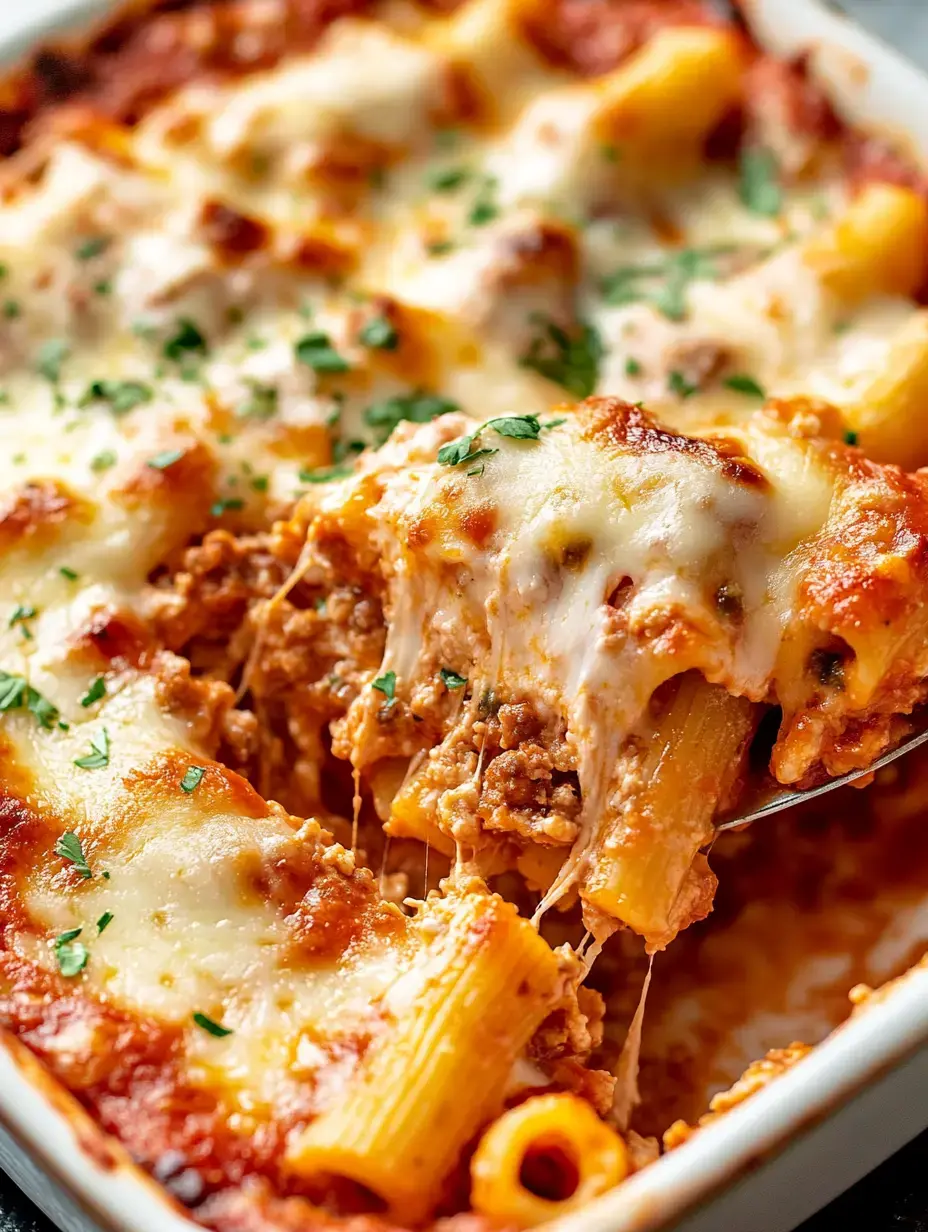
582,673,755,948
595,28,744,177
287,886,560,1222
470,1093,628,1227
804,183,928,304
843,310,928,469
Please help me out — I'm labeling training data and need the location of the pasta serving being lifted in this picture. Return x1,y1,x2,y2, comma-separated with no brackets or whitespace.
1,1,928,1228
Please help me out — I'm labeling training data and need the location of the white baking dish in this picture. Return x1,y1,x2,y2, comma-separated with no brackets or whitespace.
1,2,927,1230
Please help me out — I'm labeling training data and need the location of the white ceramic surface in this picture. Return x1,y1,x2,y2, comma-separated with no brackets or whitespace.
0,4,927,1232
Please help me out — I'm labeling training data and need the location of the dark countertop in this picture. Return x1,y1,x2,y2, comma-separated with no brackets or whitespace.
2,0,928,1230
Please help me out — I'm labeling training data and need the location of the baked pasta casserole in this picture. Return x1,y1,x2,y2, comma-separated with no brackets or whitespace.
1,1,928,1228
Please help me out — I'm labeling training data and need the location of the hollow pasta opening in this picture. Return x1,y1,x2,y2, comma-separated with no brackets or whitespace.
518,1137,581,1204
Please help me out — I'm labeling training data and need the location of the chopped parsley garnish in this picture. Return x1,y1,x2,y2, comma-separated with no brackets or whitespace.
724,373,766,398
428,166,470,193
520,319,602,398
54,929,89,978
0,262,7,278
298,465,355,484
9,604,36,630
295,331,350,374
147,448,185,470
0,671,59,728
80,677,106,708
332,438,365,464
75,235,110,261
193,1011,233,1038
844,430,859,446
164,318,208,362
440,668,467,690
426,239,455,257
73,727,110,770
180,765,206,793
438,415,541,468
94,279,112,296
600,143,622,163
210,497,245,516
625,357,643,377
364,391,459,443
467,176,499,227
90,450,117,473
739,147,783,218
59,566,79,581
668,370,699,400
55,832,92,879
372,671,396,701
36,339,70,383
97,911,114,934
3,300,20,319
601,246,734,322
236,380,278,420
80,379,152,415
358,316,399,351
251,474,269,493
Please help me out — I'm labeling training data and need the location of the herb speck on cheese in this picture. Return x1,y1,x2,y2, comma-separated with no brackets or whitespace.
55,832,93,879
73,727,110,770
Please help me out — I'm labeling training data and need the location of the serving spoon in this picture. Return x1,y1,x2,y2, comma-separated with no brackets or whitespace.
717,717,928,831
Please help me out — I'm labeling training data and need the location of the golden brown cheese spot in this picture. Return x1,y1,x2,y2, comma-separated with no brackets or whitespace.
581,397,771,491
198,198,270,260
116,439,216,514
458,501,498,549
122,750,270,824
0,481,85,553
70,608,154,670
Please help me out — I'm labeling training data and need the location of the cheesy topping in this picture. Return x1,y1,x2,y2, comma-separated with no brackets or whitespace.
1,3,928,1229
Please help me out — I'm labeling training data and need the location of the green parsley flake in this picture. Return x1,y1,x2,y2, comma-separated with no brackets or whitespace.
164,318,208,362
739,147,783,218
520,319,602,398
210,497,245,516
36,339,70,383
97,911,114,934
844,430,859,446
428,166,470,193
59,566,79,581
440,668,467,690
601,246,735,322
75,236,110,261
55,929,89,978
90,450,117,473
236,381,278,420
724,374,766,398
625,357,643,377
364,391,458,443
426,239,455,257
80,677,106,708
181,765,206,793
55,832,92,879
298,465,355,484
147,448,185,470
0,671,59,728
80,379,153,415
9,604,35,629
3,300,20,319
295,331,350,374
74,727,110,770
668,370,699,400
372,671,396,701
358,316,400,351
193,1011,233,1038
